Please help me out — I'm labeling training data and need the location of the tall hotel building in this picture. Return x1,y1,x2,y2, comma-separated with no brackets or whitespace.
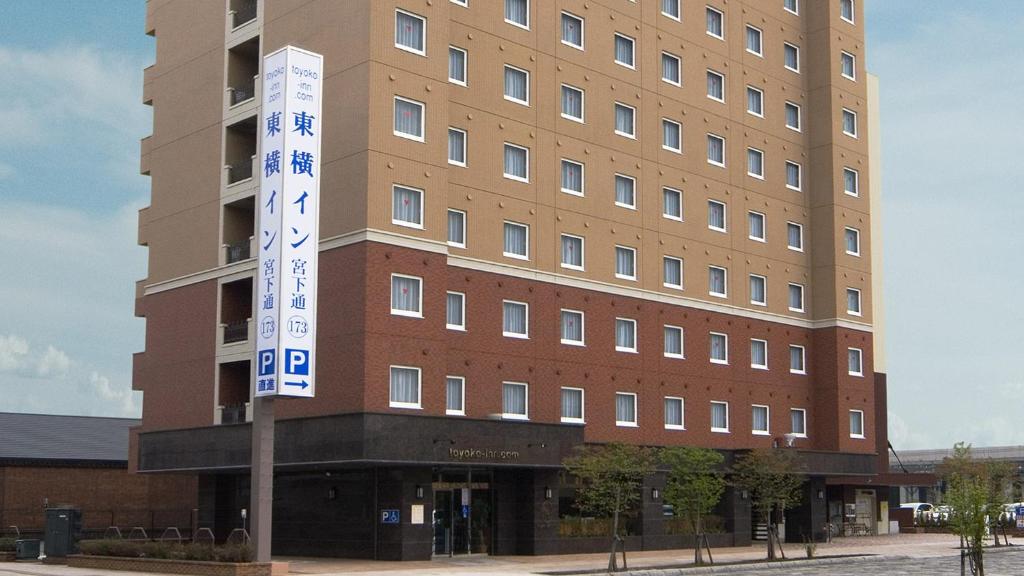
133,0,889,560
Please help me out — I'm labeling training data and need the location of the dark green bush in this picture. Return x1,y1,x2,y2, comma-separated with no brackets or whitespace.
0,538,15,552
78,539,252,563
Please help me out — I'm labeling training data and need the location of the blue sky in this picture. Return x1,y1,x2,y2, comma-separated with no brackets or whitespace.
0,2,1020,449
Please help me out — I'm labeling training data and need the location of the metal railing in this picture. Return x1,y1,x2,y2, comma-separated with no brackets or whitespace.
221,403,248,425
228,83,255,106
225,240,251,264
231,1,257,28
226,160,253,184
223,320,250,344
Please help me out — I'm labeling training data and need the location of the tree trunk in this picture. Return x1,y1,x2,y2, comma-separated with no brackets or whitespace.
974,543,984,576
765,514,775,561
608,488,621,572
693,515,704,565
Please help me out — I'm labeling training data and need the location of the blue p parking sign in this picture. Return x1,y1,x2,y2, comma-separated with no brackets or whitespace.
381,509,400,524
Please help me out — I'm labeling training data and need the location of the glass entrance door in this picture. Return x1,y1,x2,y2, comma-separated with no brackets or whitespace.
432,470,494,556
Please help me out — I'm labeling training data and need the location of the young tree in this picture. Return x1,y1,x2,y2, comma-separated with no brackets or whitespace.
940,442,1007,576
564,443,657,572
661,446,725,565
731,448,805,560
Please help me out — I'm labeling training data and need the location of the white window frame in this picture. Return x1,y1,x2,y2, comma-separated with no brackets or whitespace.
661,52,681,86
709,265,728,298
447,127,467,167
448,45,467,86
451,0,468,6
560,308,586,346
747,85,764,118
789,344,806,375
785,101,802,132
447,208,466,248
663,187,683,221
747,148,765,180
446,291,466,331
710,331,729,364
849,409,865,439
393,96,425,142
615,245,637,281
560,159,585,196
614,173,637,210
663,256,684,290
847,287,862,317
786,161,802,191
708,200,727,232
391,184,424,229
748,211,766,243
613,33,636,69
502,142,530,183
662,0,681,21
504,0,529,30
845,227,861,256
840,0,855,24
664,325,685,359
615,317,638,353
783,42,800,73
706,69,726,103
711,400,730,433
394,9,427,56
787,221,804,252
664,396,685,430
706,6,725,40
446,375,465,415
390,273,423,318
842,108,859,138
614,102,637,139
560,11,584,50
502,381,529,420
784,0,799,16
615,392,639,427
502,300,529,339
750,339,768,370
389,365,422,409
503,64,530,106
745,25,763,57
844,167,860,197
749,274,767,307
560,387,585,423
752,404,770,436
560,83,585,123
789,283,805,313
502,220,529,260
848,347,864,377
841,50,857,81
707,133,726,167
791,408,807,437
560,233,585,271
662,118,682,153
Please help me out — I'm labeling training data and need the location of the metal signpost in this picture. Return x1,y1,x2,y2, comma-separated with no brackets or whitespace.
253,45,323,563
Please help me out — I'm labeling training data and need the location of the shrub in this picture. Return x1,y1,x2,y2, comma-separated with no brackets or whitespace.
77,539,252,563
0,538,15,552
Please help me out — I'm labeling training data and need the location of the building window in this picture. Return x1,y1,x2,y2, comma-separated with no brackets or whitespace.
662,118,682,153
662,52,681,85
747,86,764,117
393,96,424,141
748,212,766,243
561,84,584,122
841,51,857,80
615,245,637,280
711,401,729,432
446,291,465,330
503,143,529,182
561,309,585,345
787,222,803,251
783,43,800,72
392,185,423,228
502,382,528,420
750,339,768,369
847,288,862,316
706,6,724,39
662,0,681,20
448,46,467,85
707,134,725,166
791,408,807,436
391,274,422,317
747,148,764,179
664,325,684,358
448,127,466,166
844,167,860,196
395,9,426,55
849,409,865,438
503,65,529,105
710,332,728,364
709,266,727,298
752,405,770,435
848,347,864,376
706,70,725,102
664,397,685,429
785,102,801,131
786,161,802,191
749,274,767,307
451,0,467,6
502,300,528,338
840,0,855,23
614,33,635,68
614,102,636,138
561,159,584,195
615,318,637,353
616,392,638,426
503,221,529,259
560,234,584,270
845,227,861,256
390,366,421,408
790,345,806,374
789,283,805,312
561,387,585,423
615,174,636,209
784,0,799,15
663,187,683,221
842,108,858,138
561,11,584,49
664,256,683,290
708,200,726,231
447,209,466,248
446,376,465,415
745,25,763,56
504,0,529,29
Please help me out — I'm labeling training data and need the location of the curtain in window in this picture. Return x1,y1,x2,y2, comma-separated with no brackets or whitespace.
504,145,527,179
394,99,422,137
561,388,583,420
561,160,582,192
788,224,802,248
707,135,724,163
446,292,463,327
749,213,764,238
503,302,526,334
847,289,860,313
710,334,726,360
615,247,635,278
614,105,633,135
561,13,581,46
561,86,582,119
842,54,855,77
392,186,421,225
746,27,760,53
663,121,680,150
664,327,682,355
503,383,526,415
505,0,527,26
395,11,424,51
706,73,722,99
561,236,581,267
841,0,854,20
504,67,527,101
750,276,765,303
791,410,805,434
850,411,862,435
561,311,582,342
748,149,763,175
785,0,798,12
708,202,724,228
846,230,858,253
662,54,679,83
615,319,635,349
709,268,725,295
503,222,526,256
448,129,465,164
391,276,420,313
446,377,463,412
785,45,798,69
615,175,634,206
786,104,800,129
753,407,768,432
390,367,419,404
711,403,727,429
447,210,464,245
751,340,766,366
706,9,721,36
787,163,800,188
448,47,465,82
662,0,679,18
663,189,681,218
614,35,633,65
848,349,861,373
789,284,803,309
664,258,681,287
843,111,856,134
747,89,761,115
844,169,857,193
790,346,804,371
616,394,635,423
665,398,682,427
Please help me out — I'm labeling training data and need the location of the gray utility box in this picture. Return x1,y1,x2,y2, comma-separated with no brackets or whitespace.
15,539,41,560
44,507,82,558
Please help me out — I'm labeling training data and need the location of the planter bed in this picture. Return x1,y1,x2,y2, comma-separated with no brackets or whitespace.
0,552,15,562
68,554,287,576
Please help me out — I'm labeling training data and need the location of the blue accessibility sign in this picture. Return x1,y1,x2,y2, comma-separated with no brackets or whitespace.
381,509,400,524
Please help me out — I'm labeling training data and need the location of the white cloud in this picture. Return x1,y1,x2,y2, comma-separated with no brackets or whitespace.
89,371,138,415
0,335,30,372
36,345,71,379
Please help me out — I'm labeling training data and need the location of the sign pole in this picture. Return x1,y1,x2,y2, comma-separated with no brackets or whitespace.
250,397,274,562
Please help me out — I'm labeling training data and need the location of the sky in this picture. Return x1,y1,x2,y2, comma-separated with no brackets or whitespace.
0,1,1021,450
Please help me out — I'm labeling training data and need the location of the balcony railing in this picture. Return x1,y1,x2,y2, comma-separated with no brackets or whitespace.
223,320,250,344
226,158,254,184
231,1,257,29
225,239,252,264
228,81,256,106
220,402,248,425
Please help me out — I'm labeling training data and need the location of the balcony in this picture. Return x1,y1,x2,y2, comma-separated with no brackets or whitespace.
219,277,253,348
224,116,257,188
219,402,250,425
224,238,253,264
222,319,251,344
229,0,258,30
225,36,260,115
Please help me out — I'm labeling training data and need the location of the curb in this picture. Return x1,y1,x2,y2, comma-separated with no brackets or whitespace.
581,554,911,576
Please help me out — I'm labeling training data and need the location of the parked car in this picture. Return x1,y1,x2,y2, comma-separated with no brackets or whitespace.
900,502,934,524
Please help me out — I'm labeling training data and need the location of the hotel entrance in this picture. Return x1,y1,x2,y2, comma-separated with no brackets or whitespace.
432,469,494,556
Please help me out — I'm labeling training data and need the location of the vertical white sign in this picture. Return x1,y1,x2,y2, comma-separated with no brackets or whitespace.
255,46,322,399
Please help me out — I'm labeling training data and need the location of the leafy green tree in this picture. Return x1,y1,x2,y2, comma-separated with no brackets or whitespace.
940,442,1008,575
661,446,725,565
731,448,805,560
564,443,657,572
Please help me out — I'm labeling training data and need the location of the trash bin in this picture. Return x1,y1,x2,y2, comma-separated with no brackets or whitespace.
43,507,82,558
15,539,41,560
